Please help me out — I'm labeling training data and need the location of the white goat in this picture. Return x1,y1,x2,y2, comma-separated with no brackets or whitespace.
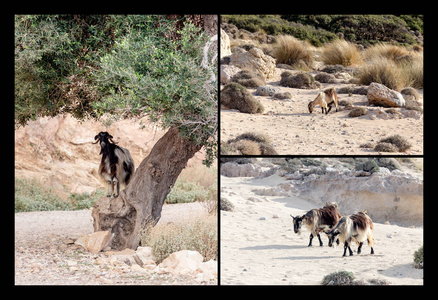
327,211,375,257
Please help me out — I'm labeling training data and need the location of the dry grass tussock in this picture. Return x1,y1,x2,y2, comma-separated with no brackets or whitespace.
140,214,217,264
273,35,313,69
321,39,361,66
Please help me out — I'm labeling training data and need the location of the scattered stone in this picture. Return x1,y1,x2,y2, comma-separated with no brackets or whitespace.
75,231,112,253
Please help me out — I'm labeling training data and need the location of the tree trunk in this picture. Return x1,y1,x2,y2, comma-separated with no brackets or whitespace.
92,127,202,250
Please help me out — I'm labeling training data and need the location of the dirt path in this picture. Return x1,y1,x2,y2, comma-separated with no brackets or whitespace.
220,69,423,155
220,175,423,285
14,203,212,285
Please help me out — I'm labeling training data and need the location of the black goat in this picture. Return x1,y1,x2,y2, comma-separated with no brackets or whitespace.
93,131,135,198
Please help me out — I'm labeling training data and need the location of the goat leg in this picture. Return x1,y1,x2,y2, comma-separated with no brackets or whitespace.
317,233,323,246
357,242,363,254
308,234,314,247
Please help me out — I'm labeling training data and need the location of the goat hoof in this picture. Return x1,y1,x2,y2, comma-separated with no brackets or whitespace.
106,194,112,198
113,194,118,198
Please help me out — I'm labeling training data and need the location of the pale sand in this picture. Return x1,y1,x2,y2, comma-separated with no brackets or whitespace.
220,174,423,285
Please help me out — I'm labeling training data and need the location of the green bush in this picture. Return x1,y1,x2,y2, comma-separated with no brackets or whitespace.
413,245,423,269
165,180,208,204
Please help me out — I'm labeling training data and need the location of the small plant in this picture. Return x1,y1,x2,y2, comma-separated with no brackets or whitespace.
322,271,356,285
348,107,367,117
379,134,412,152
273,35,313,68
413,245,423,269
221,83,264,114
140,215,217,264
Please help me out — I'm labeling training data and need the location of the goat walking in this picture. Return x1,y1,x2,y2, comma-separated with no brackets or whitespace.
93,131,135,198
308,87,339,114
290,202,342,247
327,211,375,257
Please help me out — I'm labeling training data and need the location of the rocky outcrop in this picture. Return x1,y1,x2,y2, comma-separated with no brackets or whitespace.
229,47,276,79
367,82,406,107
293,171,423,226
220,64,241,84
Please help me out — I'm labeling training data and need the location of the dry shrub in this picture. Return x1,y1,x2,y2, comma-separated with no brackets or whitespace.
379,134,412,152
356,56,404,91
374,142,399,153
225,132,278,155
348,107,367,117
321,39,361,66
221,83,264,114
231,70,266,88
140,214,217,264
273,35,313,69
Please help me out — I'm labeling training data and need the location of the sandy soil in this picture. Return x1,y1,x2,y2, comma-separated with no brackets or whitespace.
15,203,211,285
220,68,423,155
220,175,423,285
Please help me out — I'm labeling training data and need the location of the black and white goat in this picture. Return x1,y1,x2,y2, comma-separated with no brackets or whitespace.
290,202,342,247
93,131,135,198
327,211,375,257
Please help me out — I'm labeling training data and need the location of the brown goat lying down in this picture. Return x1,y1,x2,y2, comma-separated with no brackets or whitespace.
291,202,342,247
327,211,375,257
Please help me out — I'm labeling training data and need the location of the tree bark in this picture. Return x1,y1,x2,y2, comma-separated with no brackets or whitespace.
92,127,202,250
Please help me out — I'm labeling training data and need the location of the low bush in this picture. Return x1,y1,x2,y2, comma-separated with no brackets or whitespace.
140,215,217,264
221,83,264,114
322,271,356,285
348,107,367,117
379,134,412,152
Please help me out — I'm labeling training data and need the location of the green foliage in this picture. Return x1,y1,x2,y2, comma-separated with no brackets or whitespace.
413,245,423,269
15,15,217,166
15,178,104,212
15,15,117,126
281,15,421,46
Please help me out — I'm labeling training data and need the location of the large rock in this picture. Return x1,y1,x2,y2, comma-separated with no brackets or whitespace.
220,29,231,59
367,82,405,107
220,64,241,84
75,231,112,253
159,250,204,275
229,47,276,80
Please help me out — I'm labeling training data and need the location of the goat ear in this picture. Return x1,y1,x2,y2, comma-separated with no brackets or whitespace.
94,135,99,140
108,134,113,139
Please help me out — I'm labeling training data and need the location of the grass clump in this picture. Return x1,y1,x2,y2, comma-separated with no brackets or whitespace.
273,35,313,69
321,39,361,66
140,215,217,264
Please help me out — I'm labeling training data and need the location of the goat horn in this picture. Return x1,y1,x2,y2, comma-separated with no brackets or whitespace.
92,136,100,144
109,138,118,144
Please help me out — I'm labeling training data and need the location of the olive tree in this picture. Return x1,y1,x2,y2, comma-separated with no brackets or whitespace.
15,15,218,250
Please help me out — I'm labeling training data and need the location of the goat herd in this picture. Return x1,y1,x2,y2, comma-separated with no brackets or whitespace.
291,202,375,257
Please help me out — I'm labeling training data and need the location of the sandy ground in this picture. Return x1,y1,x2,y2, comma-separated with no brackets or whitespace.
220,68,423,155
220,175,423,285
15,203,211,285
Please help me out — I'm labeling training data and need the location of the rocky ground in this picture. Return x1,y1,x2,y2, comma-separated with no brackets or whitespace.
15,203,217,285
220,67,423,155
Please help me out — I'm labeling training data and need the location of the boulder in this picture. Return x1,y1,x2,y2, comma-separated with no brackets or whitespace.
220,64,241,84
229,47,276,79
367,82,405,107
220,29,231,59
159,250,204,275
75,231,112,253
256,86,281,96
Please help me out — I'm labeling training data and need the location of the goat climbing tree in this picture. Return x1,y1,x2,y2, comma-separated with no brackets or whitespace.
15,15,218,250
